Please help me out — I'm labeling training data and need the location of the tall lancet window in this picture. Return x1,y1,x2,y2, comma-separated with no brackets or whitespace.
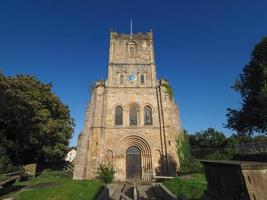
129,107,137,126
140,74,145,84
144,106,152,125
120,74,124,84
130,47,134,58
115,106,123,125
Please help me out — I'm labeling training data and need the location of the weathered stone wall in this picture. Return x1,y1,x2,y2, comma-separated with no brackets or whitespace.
73,87,95,179
109,31,154,64
108,31,156,88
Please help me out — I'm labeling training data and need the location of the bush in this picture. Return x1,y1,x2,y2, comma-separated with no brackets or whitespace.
177,132,203,175
96,164,116,184
0,146,13,173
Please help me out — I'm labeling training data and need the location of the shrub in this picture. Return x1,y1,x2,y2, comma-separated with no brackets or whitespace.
96,164,116,184
177,132,203,175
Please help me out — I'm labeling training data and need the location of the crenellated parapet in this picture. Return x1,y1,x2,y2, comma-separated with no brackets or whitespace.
110,31,153,40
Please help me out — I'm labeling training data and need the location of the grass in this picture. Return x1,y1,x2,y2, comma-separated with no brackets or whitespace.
1,170,103,200
164,173,207,200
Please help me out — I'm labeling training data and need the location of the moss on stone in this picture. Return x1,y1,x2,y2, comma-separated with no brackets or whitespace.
161,83,173,100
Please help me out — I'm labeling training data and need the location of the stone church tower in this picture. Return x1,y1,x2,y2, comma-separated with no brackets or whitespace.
74,30,183,181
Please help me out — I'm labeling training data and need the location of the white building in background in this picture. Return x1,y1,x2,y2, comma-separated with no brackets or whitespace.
65,149,77,163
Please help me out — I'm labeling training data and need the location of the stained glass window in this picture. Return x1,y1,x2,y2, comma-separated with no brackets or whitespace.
129,107,137,125
144,106,152,125
115,106,123,125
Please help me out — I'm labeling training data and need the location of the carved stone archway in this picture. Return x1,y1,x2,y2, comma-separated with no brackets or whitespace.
113,135,153,181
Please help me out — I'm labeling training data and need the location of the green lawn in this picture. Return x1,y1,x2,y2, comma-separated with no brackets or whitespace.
1,170,103,200
164,173,207,200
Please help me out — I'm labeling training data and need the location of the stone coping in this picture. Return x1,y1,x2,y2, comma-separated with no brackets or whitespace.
152,183,178,200
200,160,267,170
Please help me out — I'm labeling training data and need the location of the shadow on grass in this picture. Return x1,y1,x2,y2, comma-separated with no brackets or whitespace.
0,185,25,198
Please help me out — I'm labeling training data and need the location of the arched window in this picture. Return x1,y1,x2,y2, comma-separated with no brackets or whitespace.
115,106,123,125
140,74,145,84
120,74,124,84
144,106,152,125
129,107,137,126
130,47,134,58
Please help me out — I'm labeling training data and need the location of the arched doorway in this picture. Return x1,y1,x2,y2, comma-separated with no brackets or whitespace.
113,135,152,181
126,146,141,180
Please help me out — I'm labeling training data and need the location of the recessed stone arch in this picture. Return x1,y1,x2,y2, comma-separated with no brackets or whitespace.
112,103,126,110
144,105,153,125
126,102,141,126
106,150,113,164
113,135,153,181
126,102,141,111
142,103,155,111
115,105,123,125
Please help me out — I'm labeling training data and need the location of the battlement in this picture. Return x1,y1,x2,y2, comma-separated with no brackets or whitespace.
110,31,153,40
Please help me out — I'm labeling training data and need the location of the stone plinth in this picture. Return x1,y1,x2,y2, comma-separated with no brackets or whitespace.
201,160,267,200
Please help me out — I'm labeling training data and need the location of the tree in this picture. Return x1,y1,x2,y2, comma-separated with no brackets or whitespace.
189,128,226,148
0,74,74,167
226,37,267,135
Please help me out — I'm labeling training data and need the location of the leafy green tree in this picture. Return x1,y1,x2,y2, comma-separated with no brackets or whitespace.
0,74,74,167
226,37,267,135
189,128,226,148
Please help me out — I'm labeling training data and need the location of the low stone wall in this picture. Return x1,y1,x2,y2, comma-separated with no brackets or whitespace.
201,160,267,200
95,184,117,200
236,141,267,154
152,183,178,200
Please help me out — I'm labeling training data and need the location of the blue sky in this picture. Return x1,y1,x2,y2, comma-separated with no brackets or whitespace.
1,0,267,146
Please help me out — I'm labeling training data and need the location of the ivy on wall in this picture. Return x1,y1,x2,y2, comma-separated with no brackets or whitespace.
161,83,173,100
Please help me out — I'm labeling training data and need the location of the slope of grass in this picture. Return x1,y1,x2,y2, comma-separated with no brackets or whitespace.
164,173,207,200
2,170,103,200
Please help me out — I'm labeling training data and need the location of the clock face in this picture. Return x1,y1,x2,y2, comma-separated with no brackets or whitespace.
128,73,137,82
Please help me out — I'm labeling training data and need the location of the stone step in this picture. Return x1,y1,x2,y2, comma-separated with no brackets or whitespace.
110,182,163,200
110,184,133,200
137,184,162,200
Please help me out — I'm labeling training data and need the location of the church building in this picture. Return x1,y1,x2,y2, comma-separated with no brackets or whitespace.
73,30,183,181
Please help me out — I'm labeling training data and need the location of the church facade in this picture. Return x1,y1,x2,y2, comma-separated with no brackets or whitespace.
73,31,183,181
